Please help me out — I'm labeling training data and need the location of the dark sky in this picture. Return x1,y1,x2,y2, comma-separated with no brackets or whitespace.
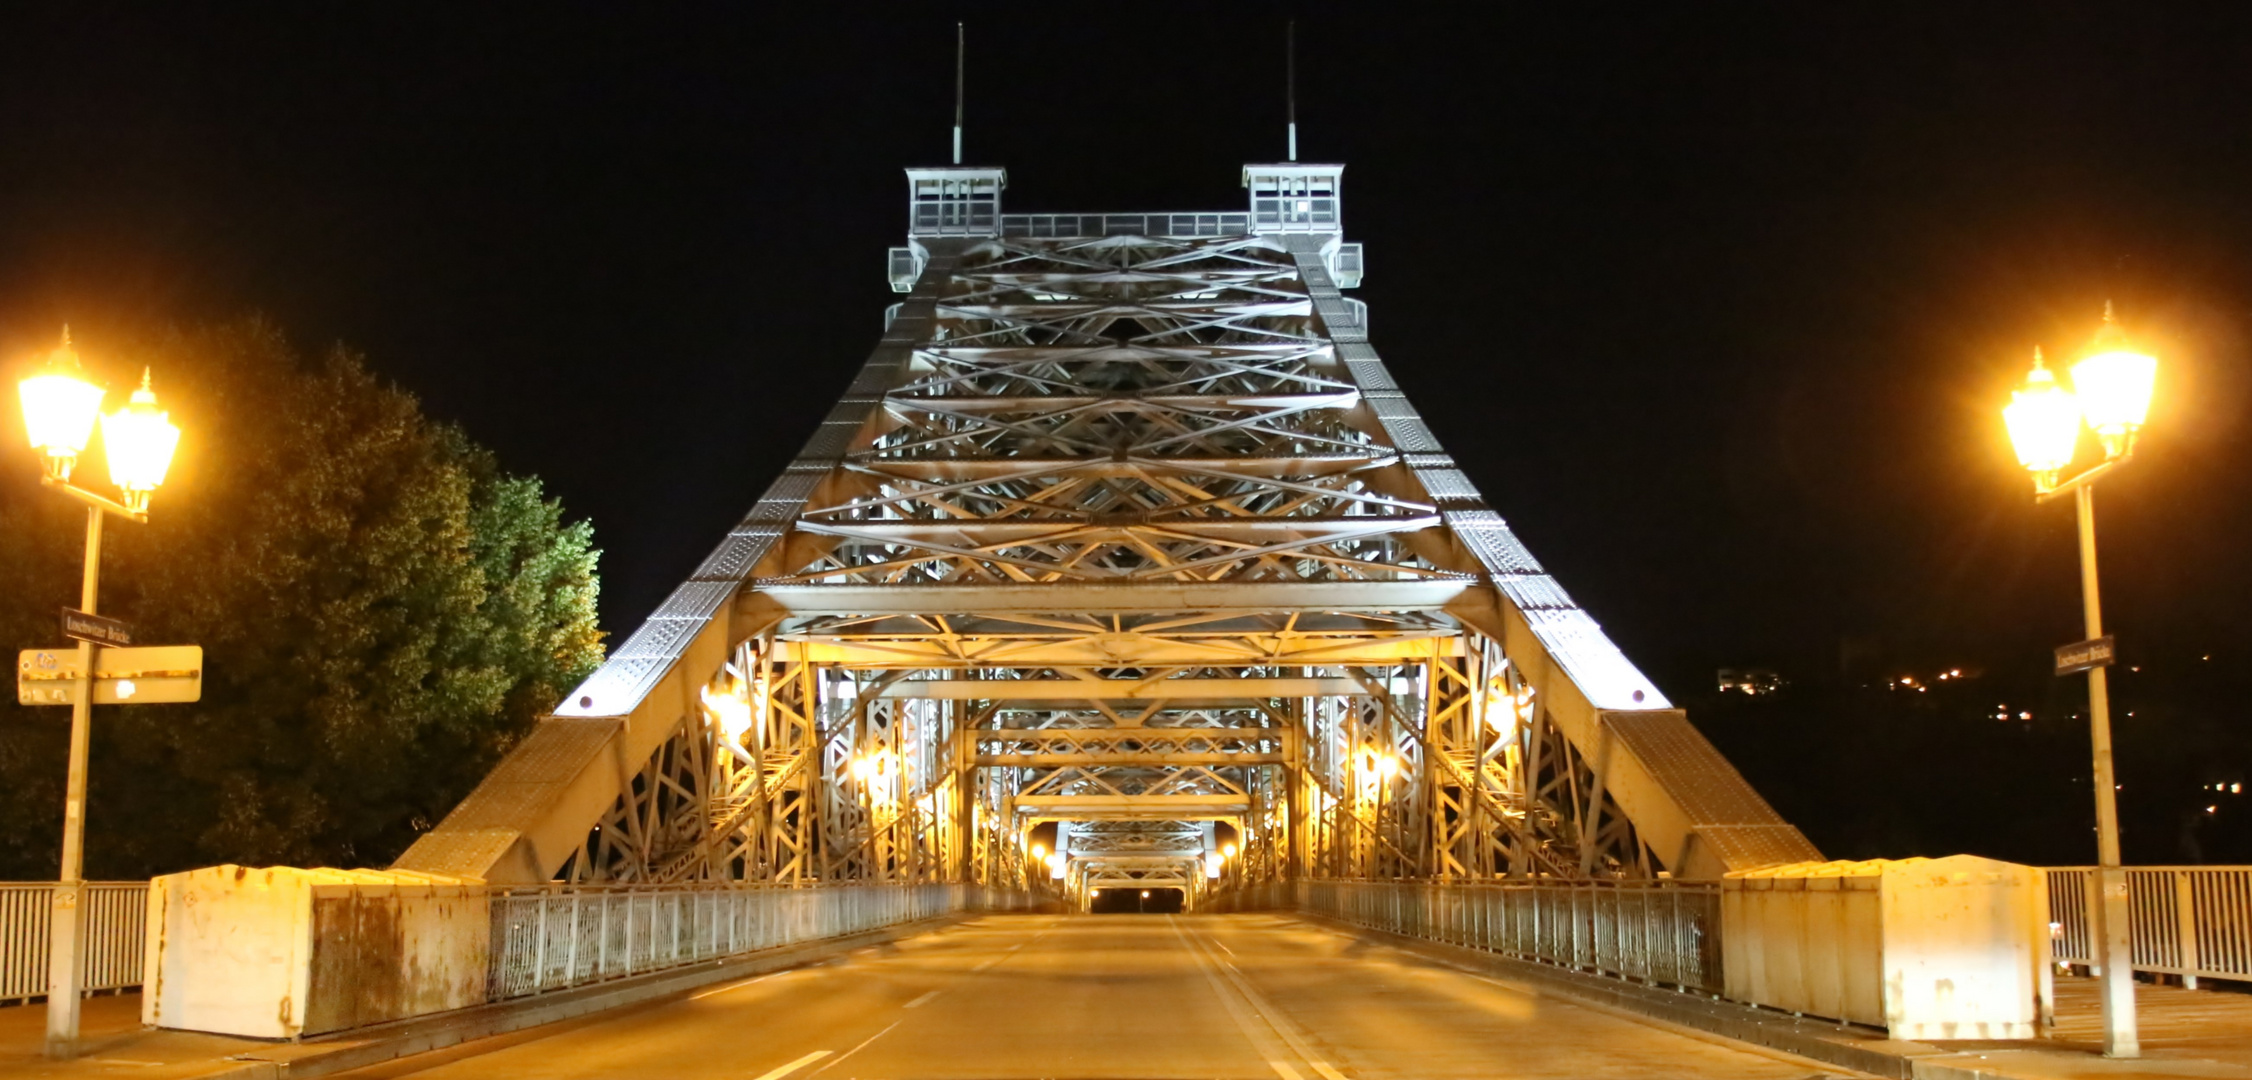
6,5,2252,699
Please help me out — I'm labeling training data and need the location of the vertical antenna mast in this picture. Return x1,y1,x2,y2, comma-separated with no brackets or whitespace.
952,22,966,165
1286,20,1298,162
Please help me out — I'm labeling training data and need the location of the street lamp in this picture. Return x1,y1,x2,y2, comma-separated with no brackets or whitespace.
2001,304,2157,1060
16,328,181,1060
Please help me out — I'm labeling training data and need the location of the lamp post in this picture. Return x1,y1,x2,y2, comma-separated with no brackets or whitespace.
2001,304,2156,1060
17,329,181,1060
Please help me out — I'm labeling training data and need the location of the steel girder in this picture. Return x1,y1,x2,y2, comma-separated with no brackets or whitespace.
395,163,1821,890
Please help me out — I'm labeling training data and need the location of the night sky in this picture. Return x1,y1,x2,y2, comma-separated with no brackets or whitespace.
6,6,2252,855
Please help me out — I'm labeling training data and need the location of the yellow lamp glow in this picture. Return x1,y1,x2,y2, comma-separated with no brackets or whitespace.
1031,843,1045,861
2003,348,2081,491
2072,306,2156,458
102,369,180,513
701,682,753,741
19,328,105,482
1222,843,1237,859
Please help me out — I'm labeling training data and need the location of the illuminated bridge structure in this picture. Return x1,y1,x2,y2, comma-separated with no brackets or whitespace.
395,160,1822,906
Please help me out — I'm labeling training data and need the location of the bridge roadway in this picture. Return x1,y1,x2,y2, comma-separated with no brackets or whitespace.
336,913,1855,1080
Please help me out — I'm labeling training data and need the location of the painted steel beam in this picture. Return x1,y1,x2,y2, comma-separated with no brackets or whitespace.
776,636,1465,667
881,678,1363,700
755,579,1473,615
792,516,1438,543
979,753,1284,767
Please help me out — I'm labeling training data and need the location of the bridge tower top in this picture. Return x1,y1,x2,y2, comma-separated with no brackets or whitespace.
905,166,1007,237
1241,163,1343,233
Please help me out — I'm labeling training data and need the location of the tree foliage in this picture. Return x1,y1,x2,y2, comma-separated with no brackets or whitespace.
0,319,602,878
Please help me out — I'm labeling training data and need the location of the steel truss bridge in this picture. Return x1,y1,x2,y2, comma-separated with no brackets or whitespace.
396,161,1820,905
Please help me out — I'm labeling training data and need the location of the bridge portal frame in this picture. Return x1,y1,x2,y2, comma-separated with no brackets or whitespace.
395,162,1819,894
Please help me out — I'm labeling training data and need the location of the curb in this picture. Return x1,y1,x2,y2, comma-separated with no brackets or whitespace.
191,912,975,1080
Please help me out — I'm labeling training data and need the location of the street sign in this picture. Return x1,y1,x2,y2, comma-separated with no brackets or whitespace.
17,645,203,706
61,608,133,647
2055,635,2116,677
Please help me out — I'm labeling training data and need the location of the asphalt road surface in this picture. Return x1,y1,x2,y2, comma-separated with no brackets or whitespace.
334,913,1856,1080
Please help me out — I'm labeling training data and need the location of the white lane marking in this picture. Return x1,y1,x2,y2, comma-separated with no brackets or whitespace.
808,1019,901,1075
1216,939,1236,956
1186,924,1352,1080
970,958,996,972
904,989,941,1008
1270,1064,1305,1080
750,1050,830,1080
691,971,778,999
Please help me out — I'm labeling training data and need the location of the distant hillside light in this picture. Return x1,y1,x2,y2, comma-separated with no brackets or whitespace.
18,327,106,483
2003,348,2081,490
2071,304,2158,459
101,369,182,514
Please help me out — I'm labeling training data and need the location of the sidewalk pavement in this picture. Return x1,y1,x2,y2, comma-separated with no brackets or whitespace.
1307,913,2252,1080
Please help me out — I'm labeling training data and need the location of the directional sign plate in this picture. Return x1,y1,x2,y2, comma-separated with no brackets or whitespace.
61,608,134,647
18,645,203,706
2054,635,2116,677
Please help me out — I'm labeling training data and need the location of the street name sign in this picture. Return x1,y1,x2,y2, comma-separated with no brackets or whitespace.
2054,635,2116,677
61,608,133,647
17,645,203,706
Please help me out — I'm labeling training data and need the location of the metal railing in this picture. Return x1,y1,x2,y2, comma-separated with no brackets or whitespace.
1,882,148,1003
487,882,1047,1001
1221,879,1723,994
1001,212,1252,239
2048,866,2252,987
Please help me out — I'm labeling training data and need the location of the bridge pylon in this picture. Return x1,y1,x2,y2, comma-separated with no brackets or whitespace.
395,161,1821,889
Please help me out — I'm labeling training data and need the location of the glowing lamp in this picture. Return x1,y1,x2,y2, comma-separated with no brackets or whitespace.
101,369,180,513
701,683,753,741
2003,348,2081,491
1031,843,1045,861
1222,843,1237,859
2072,310,2156,458
19,329,105,482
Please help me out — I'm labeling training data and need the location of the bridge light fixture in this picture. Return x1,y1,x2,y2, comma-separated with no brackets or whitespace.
18,328,105,484
2004,348,2082,492
1031,843,1045,861
18,327,185,1059
700,682,753,741
1998,304,2158,1058
1222,842,1237,859
101,370,181,514
2072,306,2157,459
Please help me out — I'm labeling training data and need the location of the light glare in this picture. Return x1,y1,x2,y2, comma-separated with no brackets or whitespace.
102,370,180,505
2003,349,2080,483
19,328,105,480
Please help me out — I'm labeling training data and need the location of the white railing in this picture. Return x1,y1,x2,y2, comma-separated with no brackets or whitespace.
485,883,1048,1001
1001,212,1251,239
0,882,148,1003
2048,866,2252,987
1221,879,1724,994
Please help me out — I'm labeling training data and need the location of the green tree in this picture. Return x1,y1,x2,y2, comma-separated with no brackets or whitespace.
0,318,602,878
